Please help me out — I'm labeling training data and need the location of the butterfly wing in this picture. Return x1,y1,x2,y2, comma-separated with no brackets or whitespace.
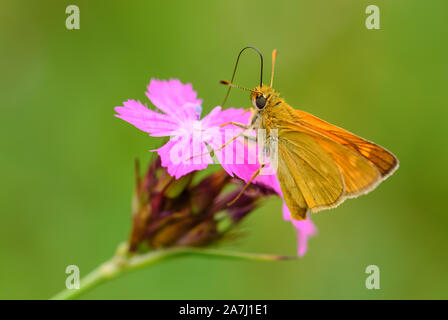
312,135,381,197
276,128,345,219
295,109,399,178
266,104,398,220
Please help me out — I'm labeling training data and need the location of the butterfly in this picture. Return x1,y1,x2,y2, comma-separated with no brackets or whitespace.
221,47,398,220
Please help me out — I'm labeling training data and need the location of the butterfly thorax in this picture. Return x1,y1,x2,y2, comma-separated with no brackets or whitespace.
250,85,295,132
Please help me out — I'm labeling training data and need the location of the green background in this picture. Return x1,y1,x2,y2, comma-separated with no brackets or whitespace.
1,0,447,299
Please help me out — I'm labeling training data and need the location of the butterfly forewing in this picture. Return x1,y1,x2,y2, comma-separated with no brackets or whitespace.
278,117,383,197
314,135,381,197
295,110,398,178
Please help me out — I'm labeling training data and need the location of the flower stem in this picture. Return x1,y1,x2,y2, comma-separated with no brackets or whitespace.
50,243,295,300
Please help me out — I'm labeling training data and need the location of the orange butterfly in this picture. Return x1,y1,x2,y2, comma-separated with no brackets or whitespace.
221,47,398,220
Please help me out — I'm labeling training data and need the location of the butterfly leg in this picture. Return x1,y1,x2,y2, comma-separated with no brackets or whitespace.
188,131,246,161
188,125,256,160
219,121,251,129
227,163,265,206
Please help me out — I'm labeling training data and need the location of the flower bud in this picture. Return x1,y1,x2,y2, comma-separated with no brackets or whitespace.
128,156,278,252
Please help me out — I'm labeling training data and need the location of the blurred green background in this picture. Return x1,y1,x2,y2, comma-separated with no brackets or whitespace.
1,0,447,299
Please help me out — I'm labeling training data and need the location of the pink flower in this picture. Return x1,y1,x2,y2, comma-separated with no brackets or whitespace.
114,79,256,179
282,203,317,257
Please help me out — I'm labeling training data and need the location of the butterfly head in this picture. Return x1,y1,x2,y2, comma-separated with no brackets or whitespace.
251,85,280,110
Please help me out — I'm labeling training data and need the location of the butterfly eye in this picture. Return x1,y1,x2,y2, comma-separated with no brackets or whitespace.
255,95,267,109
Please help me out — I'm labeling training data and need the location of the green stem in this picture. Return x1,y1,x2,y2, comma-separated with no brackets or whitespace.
50,243,294,300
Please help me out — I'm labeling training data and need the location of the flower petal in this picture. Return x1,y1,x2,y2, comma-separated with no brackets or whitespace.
154,136,213,179
146,79,202,122
282,203,317,257
253,173,282,194
114,100,178,136
203,107,261,180
201,106,252,129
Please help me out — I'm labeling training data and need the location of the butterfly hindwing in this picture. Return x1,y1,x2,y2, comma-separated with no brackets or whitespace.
276,128,345,218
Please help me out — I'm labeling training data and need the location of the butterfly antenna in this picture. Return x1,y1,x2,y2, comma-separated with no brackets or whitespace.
270,49,277,87
220,80,257,93
221,46,264,108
